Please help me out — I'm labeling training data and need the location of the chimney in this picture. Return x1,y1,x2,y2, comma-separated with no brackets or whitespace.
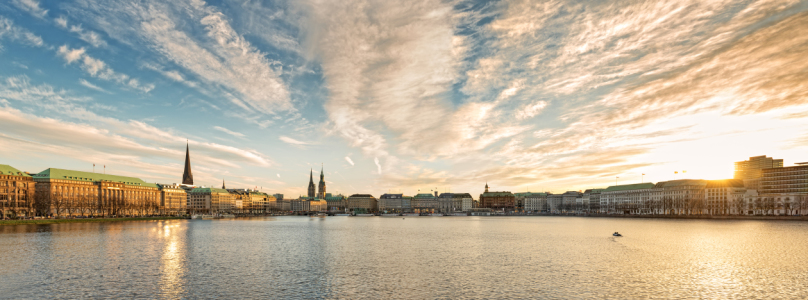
434,191,438,197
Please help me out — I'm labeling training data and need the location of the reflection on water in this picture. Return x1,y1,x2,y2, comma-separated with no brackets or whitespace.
1,217,808,298
159,222,186,298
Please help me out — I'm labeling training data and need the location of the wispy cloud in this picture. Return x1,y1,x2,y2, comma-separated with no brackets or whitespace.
57,45,154,92
344,156,354,166
65,0,294,114
0,16,45,47
68,24,107,48
279,136,310,146
11,0,47,19
78,79,109,93
213,126,245,138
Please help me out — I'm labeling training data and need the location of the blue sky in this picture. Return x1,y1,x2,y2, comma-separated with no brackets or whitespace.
1,0,808,197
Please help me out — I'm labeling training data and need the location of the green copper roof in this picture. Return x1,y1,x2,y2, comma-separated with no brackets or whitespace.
654,179,707,188
190,187,230,194
481,191,515,197
604,183,655,192
413,193,436,199
0,164,30,177
33,168,152,186
514,192,547,197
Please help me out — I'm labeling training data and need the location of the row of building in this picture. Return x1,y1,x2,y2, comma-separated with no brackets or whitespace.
2,153,806,218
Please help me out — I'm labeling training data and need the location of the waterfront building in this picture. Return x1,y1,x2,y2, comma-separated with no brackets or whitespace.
584,189,604,213
547,194,563,213
324,193,347,211
0,164,36,219
157,183,187,216
704,179,746,215
290,198,328,212
437,193,472,213
188,187,233,214
479,184,515,211
267,196,289,211
522,192,548,212
601,183,655,214
561,191,582,213
379,193,407,212
411,193,438,213
735,155,783,189
760,162,808,194
651,180,707,215
744,190,806,216
228,189,269,213
513,192,530,212
33,168,160,217
347,194,377,213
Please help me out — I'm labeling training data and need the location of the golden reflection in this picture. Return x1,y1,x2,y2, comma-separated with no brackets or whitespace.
159,221,187,298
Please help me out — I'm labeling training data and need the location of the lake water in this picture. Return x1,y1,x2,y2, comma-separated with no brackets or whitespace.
1,216,807,299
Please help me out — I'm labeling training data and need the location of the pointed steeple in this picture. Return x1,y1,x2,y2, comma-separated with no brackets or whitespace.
182,141,194,185
307,168,316,198
318,164,326,199
222,179,226,189
485,182,489,193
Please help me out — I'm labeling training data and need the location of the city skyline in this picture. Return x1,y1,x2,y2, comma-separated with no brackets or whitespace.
2,0,808,197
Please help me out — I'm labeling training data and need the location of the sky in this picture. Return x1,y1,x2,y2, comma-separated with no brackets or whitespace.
1,0,807,197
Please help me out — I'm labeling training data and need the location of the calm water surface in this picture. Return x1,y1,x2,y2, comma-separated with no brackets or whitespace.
1,216,807,299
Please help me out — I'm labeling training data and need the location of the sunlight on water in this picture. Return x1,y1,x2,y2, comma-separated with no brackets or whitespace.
1,217,807,299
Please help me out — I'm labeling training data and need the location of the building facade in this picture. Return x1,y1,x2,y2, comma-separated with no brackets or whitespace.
323,193,346,211
479,188,515,211
601,183,655,214
188,187,233,214
522,192,548,212
347,194,377,213
0,164,36,219
411,193,438,213
158,183,187,216
33,168,161,217
379,193,410,212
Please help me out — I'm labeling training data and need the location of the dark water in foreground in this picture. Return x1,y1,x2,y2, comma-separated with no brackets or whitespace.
1,216,807,299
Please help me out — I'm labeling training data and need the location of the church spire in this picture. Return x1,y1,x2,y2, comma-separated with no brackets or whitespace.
318,164,326,199
222,179,226,189
485,182,489,193
182,141,194,185
307,168,316,198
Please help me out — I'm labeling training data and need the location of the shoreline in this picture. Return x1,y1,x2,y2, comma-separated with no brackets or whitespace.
499,214,808,221
0,216,188,226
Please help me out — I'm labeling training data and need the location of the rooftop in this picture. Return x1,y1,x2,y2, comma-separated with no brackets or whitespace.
190,187,230,193
33,168,157,187
0,164,30,177
604,183,655,192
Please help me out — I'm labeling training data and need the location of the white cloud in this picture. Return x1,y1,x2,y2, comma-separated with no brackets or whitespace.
344,156,354,166
55,16,68,28
516,101,548,120
277,173,280,178
374,157,382,175
68,24,107,48
213,126,245,138
57,45,154,92
78,79,109,93
11,0,47,19
279,136,310,146
0,16,45,47
68,1,294,114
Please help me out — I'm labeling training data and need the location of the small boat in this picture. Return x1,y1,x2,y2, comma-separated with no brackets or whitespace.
613,232,622,237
